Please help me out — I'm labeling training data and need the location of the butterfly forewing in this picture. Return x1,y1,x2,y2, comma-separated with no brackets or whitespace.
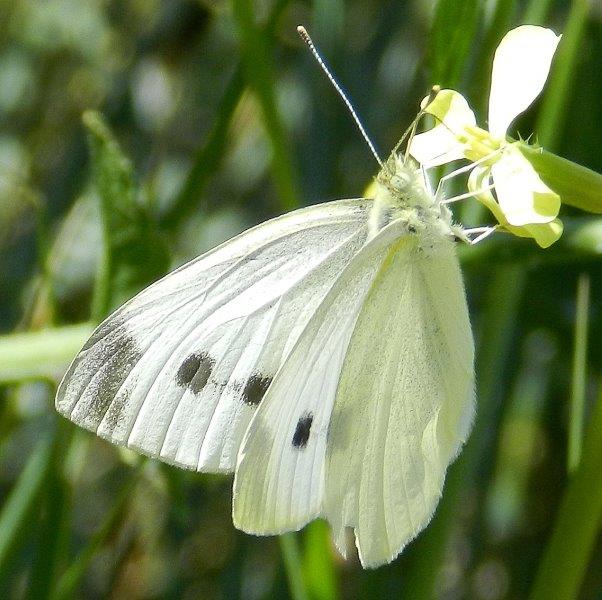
56,199,370,472
232,219,410,534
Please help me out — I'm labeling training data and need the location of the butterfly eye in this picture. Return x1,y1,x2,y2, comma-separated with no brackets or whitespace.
390,173,411,191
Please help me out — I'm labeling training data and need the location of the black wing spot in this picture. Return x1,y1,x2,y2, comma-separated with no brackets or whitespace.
292,412,313,449
242,374,273,406
176,352,214,394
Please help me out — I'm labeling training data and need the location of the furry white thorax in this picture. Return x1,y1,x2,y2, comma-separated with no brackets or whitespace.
368,153,459,242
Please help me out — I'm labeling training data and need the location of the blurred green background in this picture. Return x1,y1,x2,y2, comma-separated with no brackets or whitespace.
0,0,601,598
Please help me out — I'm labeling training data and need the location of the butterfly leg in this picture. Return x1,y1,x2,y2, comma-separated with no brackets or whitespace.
464,225,498,245
441,184,495,205
433,148,503,202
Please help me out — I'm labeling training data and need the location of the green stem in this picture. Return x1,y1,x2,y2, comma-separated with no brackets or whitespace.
529,383,602,600
568,273,589,472
0,323,93,384
302,521,337,600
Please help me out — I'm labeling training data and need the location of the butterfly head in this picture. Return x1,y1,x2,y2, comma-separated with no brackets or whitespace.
367,151,457,242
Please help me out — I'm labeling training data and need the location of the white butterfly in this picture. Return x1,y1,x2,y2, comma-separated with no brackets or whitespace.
56,30,476,569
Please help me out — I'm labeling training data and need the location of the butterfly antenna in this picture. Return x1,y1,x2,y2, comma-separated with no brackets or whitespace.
297,25,383,167
393,85,441,159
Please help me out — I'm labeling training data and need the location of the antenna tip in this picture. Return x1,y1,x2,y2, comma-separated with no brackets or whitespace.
297,25,305,34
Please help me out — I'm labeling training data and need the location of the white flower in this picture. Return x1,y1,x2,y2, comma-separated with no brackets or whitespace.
410,25,563,247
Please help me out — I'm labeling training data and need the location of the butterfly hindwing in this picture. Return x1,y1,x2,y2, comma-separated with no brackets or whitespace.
324,235,474,568
56,199,371,473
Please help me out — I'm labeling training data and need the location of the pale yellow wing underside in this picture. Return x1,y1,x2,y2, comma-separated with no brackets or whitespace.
324,235,474,568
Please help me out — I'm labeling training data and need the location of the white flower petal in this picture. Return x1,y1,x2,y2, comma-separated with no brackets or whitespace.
492,146,561,226
421,89,476,133
516,219,564,248
410,90,476,167
410,125,465,167
468,164,563,247
488,25,561,138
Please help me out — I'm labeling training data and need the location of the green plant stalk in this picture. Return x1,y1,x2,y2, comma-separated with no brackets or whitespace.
519,146,602,214
0,323,93,384
83,111,170,319
279,533,310,600
535,0,590,149
529,384,602,600
232,0,300,211
568,273,589,472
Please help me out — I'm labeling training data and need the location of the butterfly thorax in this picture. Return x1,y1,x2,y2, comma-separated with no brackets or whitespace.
368,153,456,243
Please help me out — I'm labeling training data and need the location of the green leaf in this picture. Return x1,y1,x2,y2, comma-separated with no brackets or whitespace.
529,384,602,600
429,0,480,87
519,146,602,214
83,111,170,320
28,422,73,600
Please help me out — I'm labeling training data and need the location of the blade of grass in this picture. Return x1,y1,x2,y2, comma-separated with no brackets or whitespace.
28,420,73,600
0,427,56,581
529,383,602,600
429,0,481,88
485,332,555,542
161,66,245,231
0,323,93,384
522,0,554,25
232,0,301,211
50,469,141,600
535,0,590,150
470,0,518,116
279,533,309,600
163,0,290,230
568,273,589,472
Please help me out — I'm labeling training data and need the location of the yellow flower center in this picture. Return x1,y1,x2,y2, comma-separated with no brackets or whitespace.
458,125,503,164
